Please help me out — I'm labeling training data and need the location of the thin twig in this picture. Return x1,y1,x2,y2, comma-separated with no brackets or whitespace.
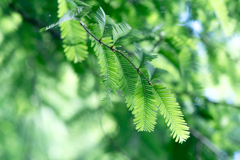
195,140,202,160
79,21,152,86
190,128,228,159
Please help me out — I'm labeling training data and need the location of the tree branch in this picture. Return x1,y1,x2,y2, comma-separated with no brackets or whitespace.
190,128,228,158
195,140,202,160
79,21,152,86
11,3,153,86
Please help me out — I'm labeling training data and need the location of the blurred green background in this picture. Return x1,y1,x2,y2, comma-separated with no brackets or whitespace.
0,0,240,159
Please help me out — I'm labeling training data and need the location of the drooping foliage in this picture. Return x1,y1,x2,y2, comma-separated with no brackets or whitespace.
133,72,158,132
115,52,138,110
2,0,240,159
92,42,118,90
41,0,190,143
153,84,189,142
57,0,90,63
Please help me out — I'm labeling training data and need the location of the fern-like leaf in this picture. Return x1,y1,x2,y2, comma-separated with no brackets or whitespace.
159,47,182,74
102,88,113,108
145,61,189,142
57,0,90,63
61,20,88,62
134,43,157,68
92,41,118,90
40,10,77,32
153,84,189,143
112,23,143,46
95,7,106,38
40,0,91,32
133,70,157,132
112,22,132,45
115,52,138,110
91,7,116,39
145,61,168,83
41,3,191,143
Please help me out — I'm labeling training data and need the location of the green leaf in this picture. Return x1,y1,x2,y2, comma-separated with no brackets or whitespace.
145,61,168,83
40,9,78,32
112,22,143,46
61,20,88,62
112,22,132,44
115,52,138,110
133,73,158,132
91,7,116,39
40,0,91,32
66,0,90,8
93,42,118,90
134,43,157,68
88,23,103,39
153,84,190,143
95,7,106,38
159,47,182,74
102,88,113,108
57,0,89,63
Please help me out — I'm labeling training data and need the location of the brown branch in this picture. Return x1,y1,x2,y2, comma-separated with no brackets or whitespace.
12,1,152,86
79,21,152,86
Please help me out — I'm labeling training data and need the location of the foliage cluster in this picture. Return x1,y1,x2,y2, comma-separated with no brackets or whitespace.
0,0,240,159
42,0,190,143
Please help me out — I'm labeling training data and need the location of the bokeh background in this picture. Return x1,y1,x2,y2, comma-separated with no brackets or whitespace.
0,0,240,159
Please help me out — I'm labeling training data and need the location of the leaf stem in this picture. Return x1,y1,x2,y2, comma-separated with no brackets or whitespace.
79,21,152,85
